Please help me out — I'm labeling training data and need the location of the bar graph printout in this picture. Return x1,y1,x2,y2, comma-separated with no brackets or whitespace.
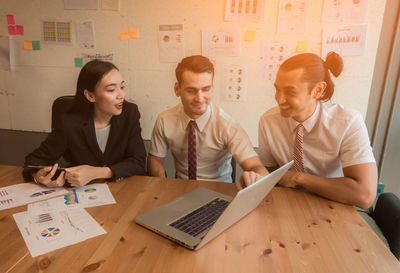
13,208,106,257
0,183,67,211
224,0,265,22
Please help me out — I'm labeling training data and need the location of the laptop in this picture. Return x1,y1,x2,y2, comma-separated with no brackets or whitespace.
135,161,293,250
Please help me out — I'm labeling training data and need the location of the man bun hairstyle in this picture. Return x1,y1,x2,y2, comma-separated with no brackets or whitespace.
279,52,344,102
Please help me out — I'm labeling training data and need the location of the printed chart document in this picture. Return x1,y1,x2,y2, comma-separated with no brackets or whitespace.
158,24,184,63
28,183,116,214
0,183,68,211
14,208,106,257
202,27,240,57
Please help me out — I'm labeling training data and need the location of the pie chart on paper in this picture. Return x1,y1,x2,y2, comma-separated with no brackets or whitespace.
41,227,61,238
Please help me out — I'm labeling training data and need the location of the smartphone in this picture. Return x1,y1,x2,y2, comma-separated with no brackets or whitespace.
25,165,66,180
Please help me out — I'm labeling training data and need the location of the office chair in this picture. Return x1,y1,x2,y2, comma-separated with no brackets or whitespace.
372,192,400,260
51,95,75,130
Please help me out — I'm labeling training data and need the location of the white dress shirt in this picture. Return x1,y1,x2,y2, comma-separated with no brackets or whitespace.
259,102,375,178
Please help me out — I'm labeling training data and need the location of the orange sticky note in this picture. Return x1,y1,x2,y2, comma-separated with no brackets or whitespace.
24,40,33,50
119,30,130,41
245,30,256,41
296,41,308,52
129,28,138,39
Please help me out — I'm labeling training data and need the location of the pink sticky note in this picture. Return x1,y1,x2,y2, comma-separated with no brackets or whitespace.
16,25,24,35
8,25,16,35
7,14,15,25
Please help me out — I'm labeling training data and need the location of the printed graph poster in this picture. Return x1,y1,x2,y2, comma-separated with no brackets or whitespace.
76,21,95,49
322,25,367,57
322,0,368,23
277,0,307,34
224,64,247,102
158,24,184,63
42,20,72,45
261,41,291,81
224,0,265,22
202,28,240,57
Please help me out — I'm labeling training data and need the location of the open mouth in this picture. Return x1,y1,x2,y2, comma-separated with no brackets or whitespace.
115,102,123,110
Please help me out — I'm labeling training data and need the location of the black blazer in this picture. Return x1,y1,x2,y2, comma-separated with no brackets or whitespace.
23,101,146,181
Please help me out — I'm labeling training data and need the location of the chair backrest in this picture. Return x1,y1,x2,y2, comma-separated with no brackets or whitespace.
51,96,75,130
373,192,400,260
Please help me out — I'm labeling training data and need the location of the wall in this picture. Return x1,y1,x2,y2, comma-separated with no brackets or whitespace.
0,0,386,146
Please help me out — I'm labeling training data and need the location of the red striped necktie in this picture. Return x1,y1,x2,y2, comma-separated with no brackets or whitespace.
292,123,305,172
188,120,197,180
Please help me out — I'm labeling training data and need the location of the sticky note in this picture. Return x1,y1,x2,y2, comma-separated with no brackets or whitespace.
129,28,138,39
16,25,24,35
245,30,256,42
8,25,16,35
296,41,308,52
32,41,40,50
7,14,15,25
119,30,130,41
74,58,83,67
24,41,33,50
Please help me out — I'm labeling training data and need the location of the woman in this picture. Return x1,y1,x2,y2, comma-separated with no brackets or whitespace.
23,60,146,187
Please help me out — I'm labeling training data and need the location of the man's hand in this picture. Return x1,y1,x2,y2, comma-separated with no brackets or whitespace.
33,163,66,187
236,171,263,190
278,170,301,188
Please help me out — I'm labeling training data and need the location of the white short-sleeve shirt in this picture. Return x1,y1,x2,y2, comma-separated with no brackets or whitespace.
258,102,375,178
149,103,257,182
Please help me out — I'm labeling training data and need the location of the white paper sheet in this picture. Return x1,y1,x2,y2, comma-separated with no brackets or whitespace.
158,24,184,63
28,183,116,215
224,0,265,22
76,21,95,49
202,27,240,57
82,53,114,65
13,208,106,257
322,0,368,23
101,0,119,11
64,0,98,10
224,64,247,102
0,183,68,211
322,25,367,57
0,36,11,71
277,0,307,34
260,40,291,81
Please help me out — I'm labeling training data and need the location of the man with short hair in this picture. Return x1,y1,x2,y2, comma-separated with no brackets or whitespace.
148,55,267,183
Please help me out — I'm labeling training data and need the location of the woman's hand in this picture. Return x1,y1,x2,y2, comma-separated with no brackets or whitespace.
65,165,112,187
32,163,66,187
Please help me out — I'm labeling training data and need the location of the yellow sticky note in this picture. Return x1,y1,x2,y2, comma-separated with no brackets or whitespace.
245,30,256,42
129,28,138,39
119,30,130,41
296,41,309,52
24,40,33,50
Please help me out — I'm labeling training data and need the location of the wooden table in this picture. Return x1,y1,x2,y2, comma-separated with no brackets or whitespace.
1,165,399,273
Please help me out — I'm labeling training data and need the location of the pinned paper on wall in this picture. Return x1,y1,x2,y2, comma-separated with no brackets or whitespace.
0,36,11,71
42,20,72,45
296,41,308,52
322,25,367,57
261,41,291,81
224,0,265,22
64,0,98,10
24,41,33,50
202,27,240,57
8,26,16,36
32,41,40,50
322,0,368,23
158,24,184,63
16,25,24,35
245,30,256,41
224,64,247,102
76,21,95,49
102,0,119,11
7,15,15,25
277,0,307,34
129,28,138,39
82,53,114,65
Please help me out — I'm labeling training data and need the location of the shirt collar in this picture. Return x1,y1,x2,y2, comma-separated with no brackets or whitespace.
290,101,321,133
180,103,212,132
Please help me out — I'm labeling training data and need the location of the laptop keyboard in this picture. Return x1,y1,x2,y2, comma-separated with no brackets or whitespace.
169,198,230,237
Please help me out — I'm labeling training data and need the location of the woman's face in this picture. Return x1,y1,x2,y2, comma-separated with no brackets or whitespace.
86,69,125,118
